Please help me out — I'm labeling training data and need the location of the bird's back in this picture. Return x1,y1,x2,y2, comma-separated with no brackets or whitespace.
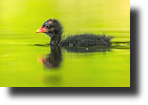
60,34,114,47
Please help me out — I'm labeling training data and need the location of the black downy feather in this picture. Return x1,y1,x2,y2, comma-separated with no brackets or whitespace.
40,19,114,46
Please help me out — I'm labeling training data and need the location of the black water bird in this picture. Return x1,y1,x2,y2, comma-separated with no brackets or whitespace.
36,19,113,46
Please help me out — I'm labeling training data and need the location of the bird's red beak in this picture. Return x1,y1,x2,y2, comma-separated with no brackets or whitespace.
36,27,45,33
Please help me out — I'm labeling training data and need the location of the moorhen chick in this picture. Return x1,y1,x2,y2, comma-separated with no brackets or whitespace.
36,19,113,46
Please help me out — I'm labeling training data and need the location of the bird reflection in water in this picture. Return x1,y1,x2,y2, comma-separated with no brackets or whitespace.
39,46,62,69
63,45,112,53
38,45,112,69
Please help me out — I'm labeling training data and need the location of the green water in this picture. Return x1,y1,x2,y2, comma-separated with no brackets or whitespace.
0,0,130,87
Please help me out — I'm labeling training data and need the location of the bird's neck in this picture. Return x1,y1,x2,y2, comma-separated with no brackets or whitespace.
46,32,62,46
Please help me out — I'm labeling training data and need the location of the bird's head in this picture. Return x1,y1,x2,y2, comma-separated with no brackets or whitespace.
36,19,63,35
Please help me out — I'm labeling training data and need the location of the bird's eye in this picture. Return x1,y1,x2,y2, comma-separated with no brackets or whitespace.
46,25,49,28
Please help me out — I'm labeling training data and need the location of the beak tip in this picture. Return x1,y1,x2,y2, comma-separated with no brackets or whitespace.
35,29,40,33
36,27,44,33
